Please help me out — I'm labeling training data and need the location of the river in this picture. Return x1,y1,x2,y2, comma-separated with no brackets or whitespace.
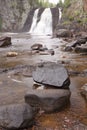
0,32,87,129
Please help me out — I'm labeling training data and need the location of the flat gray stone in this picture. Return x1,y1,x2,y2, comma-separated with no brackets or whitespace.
33,64,70,88
25,89,71,113
0,103,34,130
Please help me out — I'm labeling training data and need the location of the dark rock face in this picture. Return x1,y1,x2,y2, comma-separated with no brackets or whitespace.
37,8,45,23
0,37,11,47
50,7,59,32
75,44,87,53
25,89,71,113
22,8,36,32
0,104,34,130
33,64,70,88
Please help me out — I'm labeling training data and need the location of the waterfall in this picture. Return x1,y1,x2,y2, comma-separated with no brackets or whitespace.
29,9,39,33
59,8,62,21
29,8,52,35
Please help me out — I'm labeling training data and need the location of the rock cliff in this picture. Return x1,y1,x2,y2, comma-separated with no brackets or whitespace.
0,0,87,32
54,0,87,37
0,0,38,31
83,0,87,11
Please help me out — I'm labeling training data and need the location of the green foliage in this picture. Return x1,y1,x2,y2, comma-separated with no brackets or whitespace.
38,0,55,7
77,17,87,24
74,10,81,17
28,0,55,8
62,20,71,25
68,15,74,21
57,0,64,7
64,0,71,8
83,17,87,24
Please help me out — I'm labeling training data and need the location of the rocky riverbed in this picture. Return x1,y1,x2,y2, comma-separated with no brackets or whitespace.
0,32,87,130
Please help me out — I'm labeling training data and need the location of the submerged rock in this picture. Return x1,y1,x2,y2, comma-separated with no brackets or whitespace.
33,63,70,89
7,51,18,57
0,103,34,130
0,37,12,47
25,89,71,113
39,49,55,55
81,83,87,100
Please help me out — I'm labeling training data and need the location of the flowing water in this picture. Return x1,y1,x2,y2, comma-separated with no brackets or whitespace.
0,33,87,129
29,8,52,35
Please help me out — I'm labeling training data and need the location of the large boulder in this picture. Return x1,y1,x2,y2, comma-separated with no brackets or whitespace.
33,63,70,89
0,103,35,130
75,44,87,53
64,37,87,52
0,37,12,47
55,29,73,38
25,89,71,113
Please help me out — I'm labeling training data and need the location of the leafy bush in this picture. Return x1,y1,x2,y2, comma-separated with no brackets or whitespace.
64,0,71,8
28,0,55,8
57,0,64,7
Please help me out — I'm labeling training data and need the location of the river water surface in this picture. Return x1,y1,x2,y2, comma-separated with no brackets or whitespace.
0,33,87,129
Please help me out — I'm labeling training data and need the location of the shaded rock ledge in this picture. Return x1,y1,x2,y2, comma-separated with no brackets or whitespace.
25,89,71,113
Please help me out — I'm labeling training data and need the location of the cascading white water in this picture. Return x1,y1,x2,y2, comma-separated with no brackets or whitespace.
59,8,62,22
29,8,52,35
29,9,39,33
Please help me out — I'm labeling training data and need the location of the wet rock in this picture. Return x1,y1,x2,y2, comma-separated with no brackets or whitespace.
64,40,81,52
0,103,35,130
39,45,48,51
75,44,87,53
31,50,39,55
55,29,73,38
33,63,70,88
65,37,87,52
7,51,18,57
64,46,73,52
25,89,71,113
66,36,87,47
81,83,87,100
83,69,87,76
77,37,87,44
0,37,12,47
31,44,43,50
48,49,55,55
39,49,55,55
